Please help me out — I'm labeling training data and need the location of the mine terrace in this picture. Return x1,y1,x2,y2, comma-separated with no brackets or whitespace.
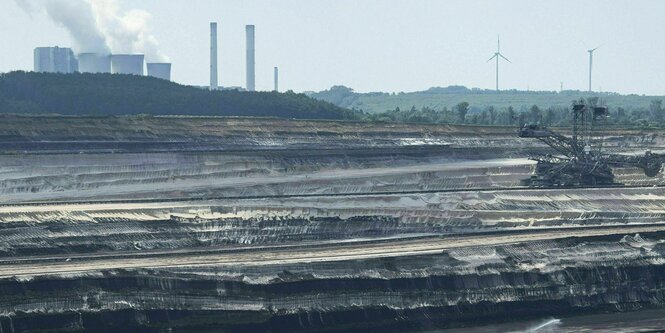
0,115,664,332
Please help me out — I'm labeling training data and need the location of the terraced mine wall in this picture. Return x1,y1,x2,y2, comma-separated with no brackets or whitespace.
1,116,665,332
0,116,661,153
0,116,662,203
2,233,665,332
3,187,665,256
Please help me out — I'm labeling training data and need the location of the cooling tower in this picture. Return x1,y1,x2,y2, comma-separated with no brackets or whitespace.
78,53,111,73
147,63,172,81
210,22,218,89
111,54,145,75
246,25,255,91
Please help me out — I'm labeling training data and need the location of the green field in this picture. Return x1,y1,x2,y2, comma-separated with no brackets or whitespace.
309,86,665,114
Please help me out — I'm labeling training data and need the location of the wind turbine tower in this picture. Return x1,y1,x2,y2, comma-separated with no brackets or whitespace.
588,47,599,92
487,36,511,91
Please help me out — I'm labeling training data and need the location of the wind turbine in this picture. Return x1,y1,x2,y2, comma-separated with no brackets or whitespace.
487,36,511,91
588,46,600,92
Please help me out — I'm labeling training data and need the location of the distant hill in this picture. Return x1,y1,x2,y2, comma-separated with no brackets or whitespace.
0,71,348,120
308,85,665,114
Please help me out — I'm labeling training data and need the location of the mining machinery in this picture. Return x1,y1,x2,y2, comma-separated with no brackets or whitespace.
518,101,663,187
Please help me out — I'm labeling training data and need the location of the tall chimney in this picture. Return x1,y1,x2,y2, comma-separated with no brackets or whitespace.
210,22,218,90
246,25,255,91
274,66,278,92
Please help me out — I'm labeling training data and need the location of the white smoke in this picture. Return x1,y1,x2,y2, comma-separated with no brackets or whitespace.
14,0,39,15
16,0,168,62
16,0,110,54
89,0,169,62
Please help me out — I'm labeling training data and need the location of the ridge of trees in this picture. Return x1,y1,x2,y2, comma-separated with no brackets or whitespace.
1,73,662,128
348,97,665,129
310,85,665,128
0,71,348,120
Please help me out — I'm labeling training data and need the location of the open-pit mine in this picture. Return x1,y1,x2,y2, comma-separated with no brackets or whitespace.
1,116,665,332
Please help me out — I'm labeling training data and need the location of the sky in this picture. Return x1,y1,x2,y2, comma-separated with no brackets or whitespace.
1,0,664,95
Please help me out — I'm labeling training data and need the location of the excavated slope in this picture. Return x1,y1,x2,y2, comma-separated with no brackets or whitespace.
0,116,664,332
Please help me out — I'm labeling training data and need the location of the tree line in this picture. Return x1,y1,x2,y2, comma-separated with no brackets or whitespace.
0,71,348,120
348,97,665,128
1,72,662,128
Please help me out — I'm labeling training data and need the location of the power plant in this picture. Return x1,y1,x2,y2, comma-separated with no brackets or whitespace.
32,22,271,89
111,54,145,76
147,63,172,81
38,50,172,81
78,53,111,73
246,25,256,91
210,22,218,89
274,66,279,92
34,47,78,73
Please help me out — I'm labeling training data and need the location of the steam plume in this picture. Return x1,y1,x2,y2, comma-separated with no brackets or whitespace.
89,0,169,62
17,0,109,54
16,0,168,62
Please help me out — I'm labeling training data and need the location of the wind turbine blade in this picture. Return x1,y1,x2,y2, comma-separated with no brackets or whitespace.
499,54,511,63
487,54,498,62
497,36,500,52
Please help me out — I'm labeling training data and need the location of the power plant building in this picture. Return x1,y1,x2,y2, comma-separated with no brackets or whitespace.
210,22,218,89
274,66,278,92
246,25,255,91
147,63,172,81
78,53,111,73
111,54,145,75
34,47,78,73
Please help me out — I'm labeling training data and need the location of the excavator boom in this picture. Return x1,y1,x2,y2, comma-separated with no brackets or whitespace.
518,102,663,187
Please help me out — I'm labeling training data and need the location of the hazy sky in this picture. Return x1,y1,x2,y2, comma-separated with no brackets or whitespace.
2,0,665,95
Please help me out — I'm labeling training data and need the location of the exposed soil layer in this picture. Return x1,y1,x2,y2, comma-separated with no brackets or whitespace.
0,116,664,332
2,233,665,332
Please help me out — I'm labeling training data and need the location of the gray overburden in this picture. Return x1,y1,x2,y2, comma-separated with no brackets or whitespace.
0,116,664,331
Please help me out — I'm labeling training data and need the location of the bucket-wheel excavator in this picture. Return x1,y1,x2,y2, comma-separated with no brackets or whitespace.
518,102,663,187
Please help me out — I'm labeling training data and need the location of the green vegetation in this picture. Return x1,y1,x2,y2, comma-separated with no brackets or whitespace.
2,72,662,128
343,97,665,129
310,85,665,128
309,85,665,113
0,71,348,119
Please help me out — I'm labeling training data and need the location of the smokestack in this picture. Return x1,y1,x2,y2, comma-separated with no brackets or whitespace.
111,54,144,75
210,22,218,90
274,67,278,92
246,25,255,91
147,63,171,81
